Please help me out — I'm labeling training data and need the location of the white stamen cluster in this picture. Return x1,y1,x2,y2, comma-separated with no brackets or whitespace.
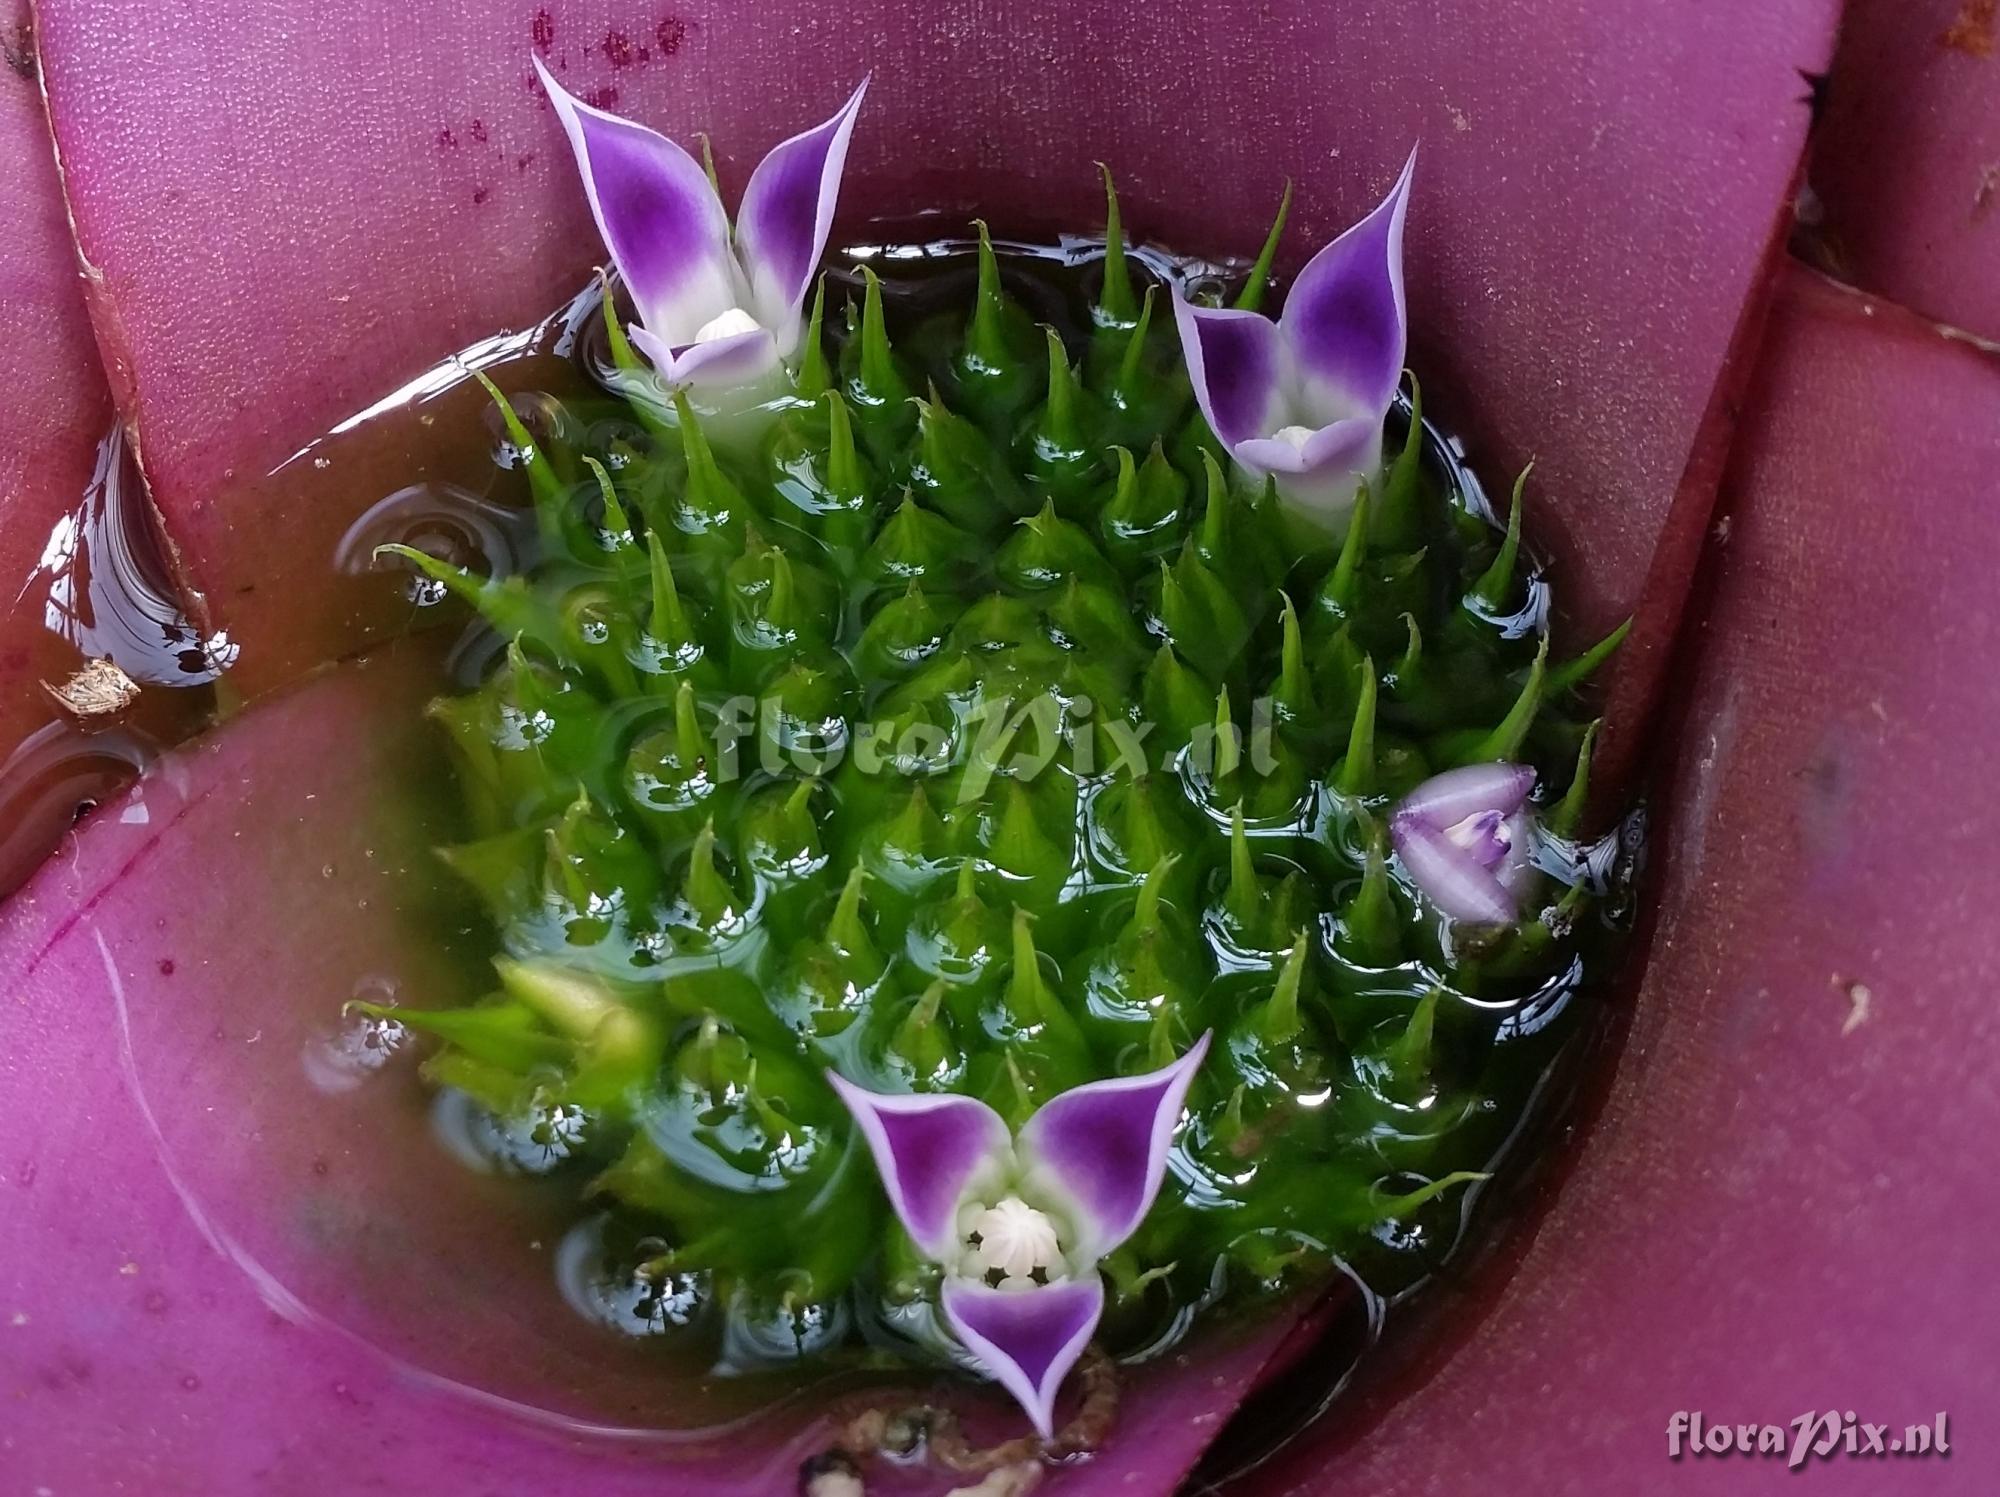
1270,423,1317,455
958,1195,1065,1292
691,306,763,344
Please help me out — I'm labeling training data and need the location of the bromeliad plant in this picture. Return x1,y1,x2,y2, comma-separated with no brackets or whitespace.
361,73,1636,1445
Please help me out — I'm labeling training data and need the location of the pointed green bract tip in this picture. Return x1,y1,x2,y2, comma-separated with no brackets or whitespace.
1374,1170,1489,1221
823,387,862,492
1336,657,1378,797
684,819,737,922
1041,325,1079,439
671,389,715,470
1473,463,1531,609
1096,163,1137,325
469,365,535,452
1110,444,1136,496
1466,634,1548,765
1226,802,1261,928
598,269,645,378
885,781,943,860
1211,687,1241,781
1552,720,1601,839
1134,853,1177,928
1548,617,1633,695
1233,178,1293,313
1118,286,1159,389
1338,833,1404,966
1328,484,1373,609
580,454,631,544
1386,986,1441,1084
647,533,686,641
797,276,832,400
1274,593,1317,719
1394,612,1423,679
672,679,704,764
1004,904,1069,1032
696,131,721,197
1377,372,1425,550
969,220,1009,349
1261,933,1310,1045
379,544,560,654
860,264,892,360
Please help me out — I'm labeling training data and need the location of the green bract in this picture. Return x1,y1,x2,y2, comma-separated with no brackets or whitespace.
370,234,1634,1378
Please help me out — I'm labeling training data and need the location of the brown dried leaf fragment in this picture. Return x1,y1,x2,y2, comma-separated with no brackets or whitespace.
42,658,141,719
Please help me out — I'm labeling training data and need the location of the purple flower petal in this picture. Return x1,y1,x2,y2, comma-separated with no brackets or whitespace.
628,324,783,390
1395,762,1536,827
735,78,868,356
1172,298,1287,449
532,57,738,347
1016,1034,1210,1261
826,1073,1010,1259
1281,147,1417,425
940,1276,1105,1440
1495,809,1541,902
1234,415,1384,524
1445,810,1512,870
1391,812,1518,924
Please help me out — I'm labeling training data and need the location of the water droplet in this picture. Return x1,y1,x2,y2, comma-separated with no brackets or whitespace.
430,1088,590,1175
333,483,529,599
554,1214,712,1338
301,984,410,1094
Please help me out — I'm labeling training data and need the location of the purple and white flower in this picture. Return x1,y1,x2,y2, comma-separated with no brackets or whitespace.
827,1036,1211,1438
1389,762,1538,924
534,57,866,390
1173,150,1417,528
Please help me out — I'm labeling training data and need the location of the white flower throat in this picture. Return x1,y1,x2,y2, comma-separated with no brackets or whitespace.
958,1195,1067,1292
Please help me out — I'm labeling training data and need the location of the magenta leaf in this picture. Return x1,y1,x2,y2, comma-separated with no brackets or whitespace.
1812,0,2000,347
1262,263,2000,1491
25,0,1837,694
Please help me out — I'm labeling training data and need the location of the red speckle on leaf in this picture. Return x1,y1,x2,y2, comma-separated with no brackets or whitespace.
531,8,556,55
657,16,687,55
436,125,457,149
180,1373,201,1392
4,18,35,81
311,1156,331,1176
473,186,491,205
603,28,635,68
583,84,620,110
470,118,488,143
142,1289,169,1314
15,1159,36,1188
515,151,536,172
157,957,175,975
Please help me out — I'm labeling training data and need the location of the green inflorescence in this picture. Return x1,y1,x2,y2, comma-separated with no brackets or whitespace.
365,195,1634,1374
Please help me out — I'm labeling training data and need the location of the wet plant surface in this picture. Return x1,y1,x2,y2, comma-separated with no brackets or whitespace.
357,231,1642,1422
